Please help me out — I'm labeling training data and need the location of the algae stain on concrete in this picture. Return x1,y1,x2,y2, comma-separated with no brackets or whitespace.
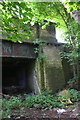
36,59,45,90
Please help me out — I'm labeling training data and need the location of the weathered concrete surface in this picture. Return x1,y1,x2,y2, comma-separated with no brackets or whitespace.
37,45,65,92
36,60,44,90
1,40,37,59
40,22,57,43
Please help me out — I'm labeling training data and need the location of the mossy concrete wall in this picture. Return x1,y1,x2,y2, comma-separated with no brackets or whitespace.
58,44,74,84
36,44,65,93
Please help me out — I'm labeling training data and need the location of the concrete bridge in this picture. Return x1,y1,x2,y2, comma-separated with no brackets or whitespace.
1,21,72,94
2,39,66,95
1,40,37,59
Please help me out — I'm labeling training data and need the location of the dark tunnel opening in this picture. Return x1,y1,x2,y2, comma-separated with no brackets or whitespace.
2,57,36,95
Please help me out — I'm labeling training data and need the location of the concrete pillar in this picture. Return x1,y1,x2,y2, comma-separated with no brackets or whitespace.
43,45,65,92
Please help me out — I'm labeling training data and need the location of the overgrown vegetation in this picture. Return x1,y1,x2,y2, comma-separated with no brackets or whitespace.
34,39,46,62
1,1,80,118
60,34,80,89
2,89,80,118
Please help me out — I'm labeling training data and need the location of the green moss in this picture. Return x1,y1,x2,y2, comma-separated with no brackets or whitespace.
36,60,45,90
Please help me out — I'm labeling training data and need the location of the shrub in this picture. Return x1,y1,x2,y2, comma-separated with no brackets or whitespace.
23,91,62,109
69,89,80,102
2,96,22,118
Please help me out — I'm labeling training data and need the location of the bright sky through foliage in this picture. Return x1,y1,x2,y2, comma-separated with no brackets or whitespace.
56,29,67,43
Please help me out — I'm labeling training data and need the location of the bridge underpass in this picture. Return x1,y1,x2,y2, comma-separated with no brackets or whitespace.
2,40,38,95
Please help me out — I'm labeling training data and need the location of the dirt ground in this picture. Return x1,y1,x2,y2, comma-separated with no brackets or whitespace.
4,103,80,120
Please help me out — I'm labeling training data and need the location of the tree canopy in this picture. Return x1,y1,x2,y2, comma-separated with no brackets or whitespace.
1,1,80,42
